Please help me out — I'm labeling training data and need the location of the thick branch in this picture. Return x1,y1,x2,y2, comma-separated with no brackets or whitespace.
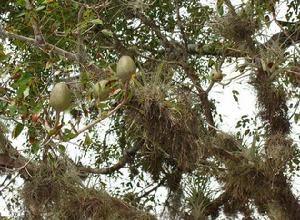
0,133,35,179
272,173,300,219
187,43,247,57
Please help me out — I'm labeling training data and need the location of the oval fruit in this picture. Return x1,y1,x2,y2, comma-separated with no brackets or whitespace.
116,55,136,83
211,69,223,82
49,82,73,112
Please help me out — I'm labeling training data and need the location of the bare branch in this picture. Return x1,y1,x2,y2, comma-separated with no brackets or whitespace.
136,177,166,200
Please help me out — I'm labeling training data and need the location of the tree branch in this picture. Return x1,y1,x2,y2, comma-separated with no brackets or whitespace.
0,133,35,179
77,5,87,62
129,10,171,48
75,84,129,137
271,13,300,54
25,0,45,44
182,65,216,132
0,27,104,75
77,144,140,175
223,0,237,16
264,25,300,51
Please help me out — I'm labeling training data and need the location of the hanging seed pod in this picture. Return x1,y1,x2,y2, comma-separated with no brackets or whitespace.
211,69,223,82
116,55,136,83
49,82,73,112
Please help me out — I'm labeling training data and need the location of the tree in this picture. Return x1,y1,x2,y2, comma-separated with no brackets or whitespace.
0,0,300,219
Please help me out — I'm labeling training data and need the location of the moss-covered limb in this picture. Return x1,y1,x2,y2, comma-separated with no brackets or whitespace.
252,68,290,135
268,173,300,219
203,133,300,218
22,160,155,220
251,66,296,218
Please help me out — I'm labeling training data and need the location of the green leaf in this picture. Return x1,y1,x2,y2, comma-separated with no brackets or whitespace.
216,0,224,16
80,71,90,84
35,5,46,11
8,105,18,116
58,144,66,153
12,123,24,139
89,19,103,25
84,134,92,146
31,143,40,154
294,113,300,123
101,29,113,37
14,72,32,95
208,58,215,67
97,102,108,109
62,129,77,141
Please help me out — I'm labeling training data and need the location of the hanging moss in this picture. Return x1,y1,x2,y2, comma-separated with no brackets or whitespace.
215,15,256,41
252,71,290,135
22,159,155,220
123,80,208,185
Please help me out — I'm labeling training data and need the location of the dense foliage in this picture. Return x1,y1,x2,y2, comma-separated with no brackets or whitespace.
1,0,300,219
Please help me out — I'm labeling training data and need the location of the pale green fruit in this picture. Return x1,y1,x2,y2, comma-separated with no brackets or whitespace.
211,69,223,82
49,82,73,112
93,80,110,101
116,55,136,83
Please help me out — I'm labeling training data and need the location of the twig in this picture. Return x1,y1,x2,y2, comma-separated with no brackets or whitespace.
136,177,166,200
272,12,300,55
75,83,129,136
205,81,215,93
223,0,237,16
77,5,87,63
77,144,139,175
25,0,45,44
0,173,20,191
289,100,300,120
17,154,35,171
